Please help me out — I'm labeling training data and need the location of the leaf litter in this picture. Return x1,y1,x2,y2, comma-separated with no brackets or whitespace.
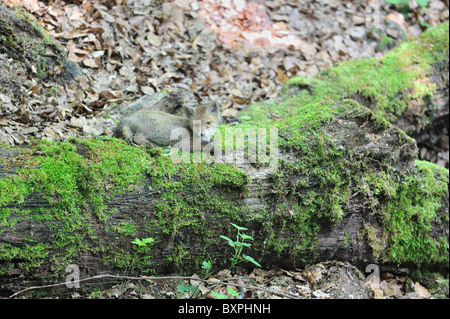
57,262,439,299
1,0,448,145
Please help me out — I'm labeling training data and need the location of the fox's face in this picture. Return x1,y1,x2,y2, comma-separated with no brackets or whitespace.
185,103,221,143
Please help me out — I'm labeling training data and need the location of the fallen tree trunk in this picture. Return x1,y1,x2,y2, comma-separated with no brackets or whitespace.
0,98,448,294
0,23,449,296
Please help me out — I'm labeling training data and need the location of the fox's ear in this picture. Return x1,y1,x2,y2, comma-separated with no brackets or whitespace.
207,102,220,115
183,105,196,118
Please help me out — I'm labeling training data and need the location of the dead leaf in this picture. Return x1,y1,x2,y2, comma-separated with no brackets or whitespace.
229,89,243,97
99,91,118,99
414,282,432,298
277,68,289,83
299,42,317,57
147,32,162,47
22,0,41,12
386,12,407,30
373,287,385,299
141,86,155,95
0,93,11,103
27,85,41,96
221,108,239,118
44,45,58,57
82,57,102,69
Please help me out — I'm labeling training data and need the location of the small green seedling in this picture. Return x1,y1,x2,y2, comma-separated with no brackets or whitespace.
220,223,262,269
131,237,155,247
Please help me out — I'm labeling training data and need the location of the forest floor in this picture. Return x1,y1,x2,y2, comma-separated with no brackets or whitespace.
0,0,449,299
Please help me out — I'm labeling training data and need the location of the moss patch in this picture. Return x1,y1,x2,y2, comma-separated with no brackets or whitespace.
242,21,449,126
229,22,449,266
381,160,449,264
0,137,250,277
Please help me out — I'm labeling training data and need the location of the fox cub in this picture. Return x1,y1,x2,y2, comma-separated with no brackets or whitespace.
114,103,221,151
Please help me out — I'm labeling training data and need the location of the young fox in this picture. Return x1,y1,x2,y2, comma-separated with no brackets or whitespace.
114,103,221,151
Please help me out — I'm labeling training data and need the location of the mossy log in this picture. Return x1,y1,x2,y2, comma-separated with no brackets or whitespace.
1,100,448,293
0,21,449,294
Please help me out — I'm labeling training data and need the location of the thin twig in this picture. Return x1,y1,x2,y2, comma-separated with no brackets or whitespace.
9,274,299,299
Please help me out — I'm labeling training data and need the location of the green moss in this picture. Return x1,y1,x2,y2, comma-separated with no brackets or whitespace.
363,224,388,259
244,90,448,265
113,222,137,237
0,242,50,274
15,6,59,48
0,136,250,277
0,176,28,207
381,160,449,264
268,21,450,125
19,138,152,222
0,137,153,275
232,23,449,266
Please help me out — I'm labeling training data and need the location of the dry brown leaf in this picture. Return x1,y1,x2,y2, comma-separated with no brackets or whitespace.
414,282,432,298
221,108,239,118
22,0,41,12
232,96,247,105
0,93,11,103
82,57,102,69
386,12,407,30
62,30,89,40
27,85,41,96
276,68,289,83
147,32,162,47
373,287,385,299
141,86,155,95
229,88,243,97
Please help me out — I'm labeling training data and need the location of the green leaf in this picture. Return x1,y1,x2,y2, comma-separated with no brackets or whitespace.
242,254,262,267
220,235,235,247
202,260,212,270
227,286,240,298
211,291,229,299
239,233,254,241
132,237,154,247
131,238,143,246
415,0,428,6
418,19,432,28
177,284,195,293
239,115,251,121
230,223,247,231
142,237,154,245
384,0,409,4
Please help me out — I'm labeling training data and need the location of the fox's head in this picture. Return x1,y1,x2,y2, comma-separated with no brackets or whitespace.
184,103,221,143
